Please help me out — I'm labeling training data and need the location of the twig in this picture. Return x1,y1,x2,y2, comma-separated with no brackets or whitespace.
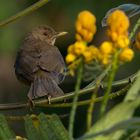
5,84,130,122
0,71,137,110
68,58,84,139
0,0,50,27
129,16,140,40
100,51,119,117
86,80,101,131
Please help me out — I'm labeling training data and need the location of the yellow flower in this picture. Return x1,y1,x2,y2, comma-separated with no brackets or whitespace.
83,49,93,63
107,10,129,35
83,45,99,62
101,55,110,65
135,32,140,50
75,10,96,42
83,31,94,42
77,10,96,29
75,33,82,41
73,41,87,55
115,35,130,48
99,41,113,54
135,41,140,50
68,44,75,54
119,48,134,62
66,53,76,64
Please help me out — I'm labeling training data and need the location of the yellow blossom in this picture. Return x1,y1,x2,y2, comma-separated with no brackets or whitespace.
83,49,93,62
77,10,96,29
135,32,140,50
119,48,134,62
73,41,87,55
66,53,76,64
75,33,82,41
83,31,94,42
83,46,98,62
101,55,110,65
68,44,75,54
99,41,113,54
89,45,99,57
107,10,129,35
75,10,96,42
115,35,130,48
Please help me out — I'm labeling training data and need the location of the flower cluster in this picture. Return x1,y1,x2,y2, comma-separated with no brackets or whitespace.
66,10,135,75
135,32,140,50
98,10,134,65
66,11,98,66
75,10,96,42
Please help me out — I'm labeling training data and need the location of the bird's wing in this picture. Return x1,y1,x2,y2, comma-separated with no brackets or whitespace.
39,46,66,84
14,39,39,81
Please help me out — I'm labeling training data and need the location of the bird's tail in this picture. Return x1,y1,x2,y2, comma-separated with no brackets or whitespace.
28,75,64,99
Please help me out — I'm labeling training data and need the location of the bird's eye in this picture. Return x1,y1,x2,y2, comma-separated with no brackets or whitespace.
43,32,47,36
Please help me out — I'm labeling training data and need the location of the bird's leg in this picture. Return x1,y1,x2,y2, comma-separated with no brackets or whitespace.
28,98,35,111
48,95,51,104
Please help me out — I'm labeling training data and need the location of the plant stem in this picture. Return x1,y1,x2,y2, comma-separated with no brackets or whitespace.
100,51,119,117
129,16,140,40
87,93,96,130
0,0,50,27
5,84,130,122
86,80,101,130
68,58,84,140
0,72,136,110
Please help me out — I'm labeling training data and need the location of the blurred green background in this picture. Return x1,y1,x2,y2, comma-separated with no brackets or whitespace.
0,0,140,137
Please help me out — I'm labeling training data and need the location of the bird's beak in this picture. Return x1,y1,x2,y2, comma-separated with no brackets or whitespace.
55,32,68,38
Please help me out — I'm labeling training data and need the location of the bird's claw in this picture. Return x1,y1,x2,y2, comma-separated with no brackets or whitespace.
48,95,51,104
28,99,35,111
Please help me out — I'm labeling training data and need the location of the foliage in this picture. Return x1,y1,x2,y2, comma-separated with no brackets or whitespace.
0,2,140,140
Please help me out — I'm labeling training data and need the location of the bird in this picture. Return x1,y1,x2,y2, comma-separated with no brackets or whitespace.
14,25,67,101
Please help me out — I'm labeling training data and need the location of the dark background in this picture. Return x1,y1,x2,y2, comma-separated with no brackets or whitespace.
0,0,140,137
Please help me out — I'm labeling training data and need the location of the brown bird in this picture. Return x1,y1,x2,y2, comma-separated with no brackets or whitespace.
14,25,67,101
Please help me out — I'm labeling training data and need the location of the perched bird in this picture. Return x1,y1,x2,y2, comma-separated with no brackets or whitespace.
14,25,67,101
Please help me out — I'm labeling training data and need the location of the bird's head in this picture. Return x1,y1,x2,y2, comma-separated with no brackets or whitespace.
31,25,67,45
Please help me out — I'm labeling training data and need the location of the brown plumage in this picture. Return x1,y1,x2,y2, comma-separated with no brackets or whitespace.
14,25,67,100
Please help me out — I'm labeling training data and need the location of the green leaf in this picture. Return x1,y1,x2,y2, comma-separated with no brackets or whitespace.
79,118,140,139
48,114,69,140
124,70,140,102
24,115,44,140
0,114,15,140
25,114,69,140
82,96,140,140
38,113,57,140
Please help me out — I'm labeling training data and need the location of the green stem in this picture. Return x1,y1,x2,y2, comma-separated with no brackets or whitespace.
86,80,101,130
0,72,136,110
5,84,130,122
87,93,96,130
100,51,119,117
0,0,50,27
129,16,140,40
68,58,83,140
39,84,130,108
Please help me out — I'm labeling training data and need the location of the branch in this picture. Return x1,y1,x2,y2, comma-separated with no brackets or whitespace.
129,16,140,40
69,58,84,139
0,72,137,110
0,0,50,27
4,84,130,122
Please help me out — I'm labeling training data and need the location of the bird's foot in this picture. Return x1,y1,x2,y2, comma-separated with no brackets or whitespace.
48,95,51,104
28,98,35,111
